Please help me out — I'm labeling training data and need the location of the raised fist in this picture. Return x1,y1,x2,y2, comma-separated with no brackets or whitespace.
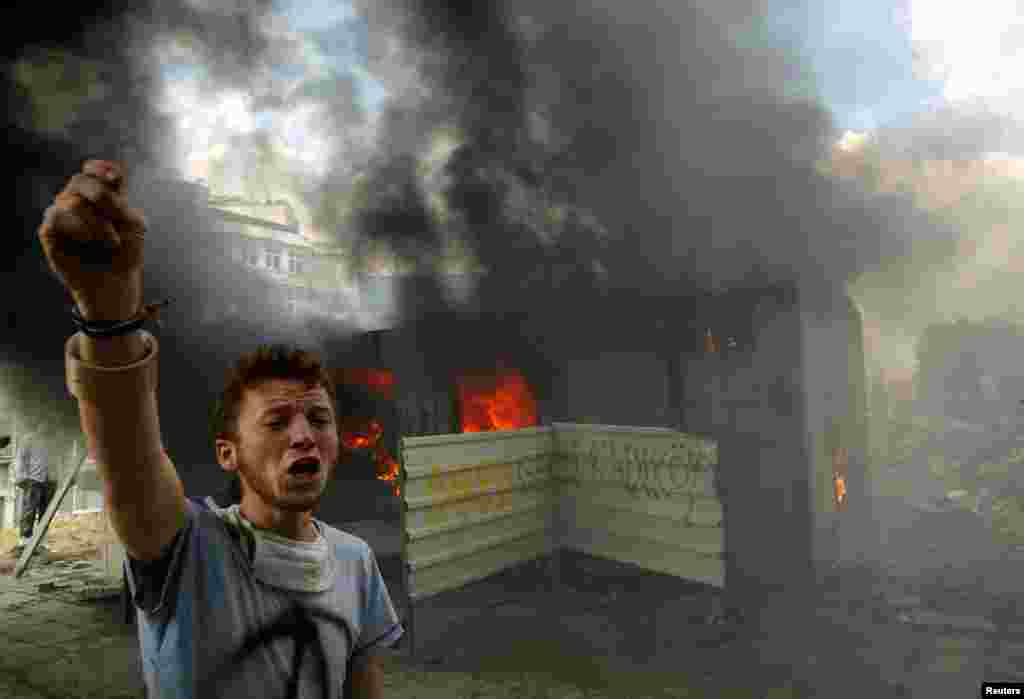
38,160,147,322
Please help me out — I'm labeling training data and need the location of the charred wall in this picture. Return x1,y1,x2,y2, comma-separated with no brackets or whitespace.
680,284,815,606
800,289,873,570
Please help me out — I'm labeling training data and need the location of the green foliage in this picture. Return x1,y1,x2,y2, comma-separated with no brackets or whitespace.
873,415,940,467
872,412,1024,545
976,450,1024,483
991,497,1024,544
928,453,965,492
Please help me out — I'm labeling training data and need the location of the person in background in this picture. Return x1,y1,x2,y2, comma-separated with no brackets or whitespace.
12,419,56,556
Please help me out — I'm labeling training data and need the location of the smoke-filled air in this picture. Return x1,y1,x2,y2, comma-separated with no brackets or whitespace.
5,0,1024,697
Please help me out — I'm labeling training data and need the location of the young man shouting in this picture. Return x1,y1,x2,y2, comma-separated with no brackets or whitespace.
38,159,402,698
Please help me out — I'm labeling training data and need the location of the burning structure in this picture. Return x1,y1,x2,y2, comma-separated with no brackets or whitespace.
311,278,871,635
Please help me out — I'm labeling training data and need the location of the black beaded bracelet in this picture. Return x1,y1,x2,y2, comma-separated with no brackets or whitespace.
70,299,171,338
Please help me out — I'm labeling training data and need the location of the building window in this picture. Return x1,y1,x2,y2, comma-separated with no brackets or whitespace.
246,249,261,267
288,256,304,275
267,251,282,272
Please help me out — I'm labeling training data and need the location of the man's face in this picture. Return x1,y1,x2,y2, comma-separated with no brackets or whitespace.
220,379,340,514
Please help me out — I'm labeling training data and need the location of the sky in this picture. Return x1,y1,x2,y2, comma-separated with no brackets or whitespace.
799,0,944,131
755,0,1024,134
157,0,391,179
154,0,1024,186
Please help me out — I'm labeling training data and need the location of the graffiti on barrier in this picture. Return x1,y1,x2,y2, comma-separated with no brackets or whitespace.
424,455,551,496
409,431,720,533
556,433,718,500
412,456,553,529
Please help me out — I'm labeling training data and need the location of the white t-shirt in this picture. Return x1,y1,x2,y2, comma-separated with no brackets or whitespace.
125,496,403,698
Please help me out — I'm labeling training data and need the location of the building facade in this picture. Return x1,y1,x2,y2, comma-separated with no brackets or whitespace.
197,184,363,327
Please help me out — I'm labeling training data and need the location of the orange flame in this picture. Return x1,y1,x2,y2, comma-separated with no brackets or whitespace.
834,473,847,509
832,445,848,511
458,367,538,433
334,366,400,497
374,453,401,497
341,419,400,497
341,419,383,450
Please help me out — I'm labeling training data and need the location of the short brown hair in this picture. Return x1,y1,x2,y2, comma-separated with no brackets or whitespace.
210,344,339,446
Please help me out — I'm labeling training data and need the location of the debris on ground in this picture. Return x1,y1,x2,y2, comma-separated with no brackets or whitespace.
0,511,110,576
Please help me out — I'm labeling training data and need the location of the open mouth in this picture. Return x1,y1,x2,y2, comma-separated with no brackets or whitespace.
288,457,321,477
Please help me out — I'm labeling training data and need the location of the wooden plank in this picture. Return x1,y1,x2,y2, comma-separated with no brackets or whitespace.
402,428,558,602
15,445,87,578
406,485,555,539
402,425,553,450
403,456,553,504
402,428,554,471
407,509,554,569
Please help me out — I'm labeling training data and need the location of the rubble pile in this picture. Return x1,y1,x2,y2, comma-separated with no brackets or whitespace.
0,510,110,563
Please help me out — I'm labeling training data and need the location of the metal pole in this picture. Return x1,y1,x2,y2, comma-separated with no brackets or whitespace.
70,441,79,513
11,416,21,532
15,445,87,578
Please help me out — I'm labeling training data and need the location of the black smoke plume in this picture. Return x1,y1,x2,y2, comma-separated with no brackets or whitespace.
2,0,966,451
342,0,960,387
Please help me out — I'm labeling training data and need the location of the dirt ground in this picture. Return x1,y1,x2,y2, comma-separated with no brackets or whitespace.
1,511,1013,699
377,655,766,699
381,553,910,699
0,510,109,572
0,527,1014,698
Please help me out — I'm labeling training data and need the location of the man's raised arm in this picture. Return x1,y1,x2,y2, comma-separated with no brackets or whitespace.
39,160,186,562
